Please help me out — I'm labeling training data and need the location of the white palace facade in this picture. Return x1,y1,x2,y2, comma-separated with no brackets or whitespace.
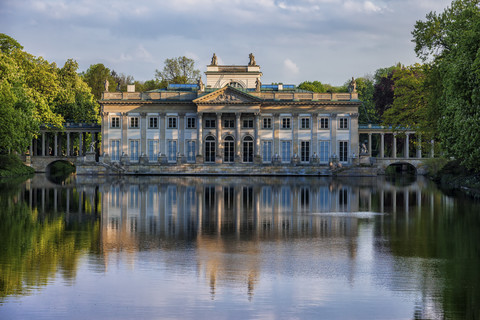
98,54,360,172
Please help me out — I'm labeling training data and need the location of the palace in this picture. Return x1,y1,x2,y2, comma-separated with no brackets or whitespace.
98,54,360,173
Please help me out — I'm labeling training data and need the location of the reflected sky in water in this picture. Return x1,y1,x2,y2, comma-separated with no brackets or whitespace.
1,175,479,319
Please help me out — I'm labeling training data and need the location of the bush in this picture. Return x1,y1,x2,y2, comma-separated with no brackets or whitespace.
0,154,35,178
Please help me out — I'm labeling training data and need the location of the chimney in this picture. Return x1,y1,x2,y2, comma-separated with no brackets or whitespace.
127,84,135,92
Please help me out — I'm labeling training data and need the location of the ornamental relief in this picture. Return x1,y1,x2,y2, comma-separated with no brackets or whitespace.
211,92,243,103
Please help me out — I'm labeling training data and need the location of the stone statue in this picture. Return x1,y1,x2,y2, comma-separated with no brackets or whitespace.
249,53,256,66
104,79,109,92
348,77,357,93
197,77,205,92
211,53,218,66
255,78,261,92
89,141,96,152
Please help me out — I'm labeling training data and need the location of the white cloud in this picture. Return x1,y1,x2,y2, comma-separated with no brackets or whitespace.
343,0,382,13
283,59,299,75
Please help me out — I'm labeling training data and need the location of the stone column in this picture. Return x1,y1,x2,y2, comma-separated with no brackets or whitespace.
79,132,84,156
350,113,359,160
67,132,70,156
254,113,260,157
160,113,166,155
216,113,222,160
393,134,397,158
235,113,241,162
380,133,385,158
54,133,58,156
42,132,46,156
122,112,128,156
331,114,337,158
292,114,299,157
430,140,435,158
101,112,108,155
140,112,147,156
368,133,372,157
405,133,410,159
417,135,422,158
197,113,203,156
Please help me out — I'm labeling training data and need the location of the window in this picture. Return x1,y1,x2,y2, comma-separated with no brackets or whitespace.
281,117,291,129
318,141,330,163
281,141,291,162
224,119,235,129
319,117,329,129
339,141,348,162
339,117,348,129
262,140,272,162
167,140,177,162
111,117,120,128
243,119,253,128
224,136,235,163
263,118,272,129
148,140,158,161
130,117,139,128
205,119,216,129
129,140,139,161
243,136,253,163
110,140,120,161
149,117,158,129
205,136,215,163
186,117,196,129
186,140,196,162
300,141,310,162
300,117,310,129
228,81,244,88
167,117,177,129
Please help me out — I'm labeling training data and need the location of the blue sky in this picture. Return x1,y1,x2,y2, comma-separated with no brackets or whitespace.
1,0,452,86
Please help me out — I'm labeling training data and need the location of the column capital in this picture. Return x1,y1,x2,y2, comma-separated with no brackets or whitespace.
101,111,109,116
121,112,128,116
216,112,222,118
235,112,241,119
350,113,359,118
178,112,186,117
331,113,337,119
140,112,147,117
159,112,166,117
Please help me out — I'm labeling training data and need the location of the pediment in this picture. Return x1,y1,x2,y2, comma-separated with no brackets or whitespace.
193,86,262,105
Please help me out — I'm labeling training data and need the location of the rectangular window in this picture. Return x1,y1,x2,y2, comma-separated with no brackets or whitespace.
110,140,120,161
130,117,139,128
148,139,158,161
300,117,310,129
319,117,329,129
129,140,139,161
263,118,272,129
167,117,177,129
262,140,272,162
281,117,291,129
111,117,120,128
148,117,158,129
223,119,234,128
339,141,348,162
186,117,196,129
281,141,291,162
167,140,177,162
243,119,253,128
205,119,216,129
339,117,348,129
186,140,196,162
300,141,310,162
318,141,330,163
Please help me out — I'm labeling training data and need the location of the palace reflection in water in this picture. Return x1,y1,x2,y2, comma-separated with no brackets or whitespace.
3,174,478,320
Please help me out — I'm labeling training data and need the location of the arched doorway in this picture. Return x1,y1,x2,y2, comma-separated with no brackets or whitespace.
205,136,216,163
243,136,253,163
224,136,235,163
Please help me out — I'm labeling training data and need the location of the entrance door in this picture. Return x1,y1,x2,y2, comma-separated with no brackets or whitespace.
224,136,234,163
243,136,253,163
339,141,348,162
205,136,216,163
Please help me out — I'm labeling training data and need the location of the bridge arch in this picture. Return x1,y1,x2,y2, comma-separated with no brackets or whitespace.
385,161,417,175
46,159,76,175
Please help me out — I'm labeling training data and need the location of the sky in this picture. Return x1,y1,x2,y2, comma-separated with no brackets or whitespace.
1,0,453,86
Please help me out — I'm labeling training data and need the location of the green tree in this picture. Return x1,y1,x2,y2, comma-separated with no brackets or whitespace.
155,56,200,84
354,76,379,124
0,33,23,54
81,63,113,100
298,81,326,92
412,0,480,170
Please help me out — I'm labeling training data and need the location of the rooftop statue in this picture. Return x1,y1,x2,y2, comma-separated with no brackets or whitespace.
348,77,357,93
255,78,261,92
249,53,256,66
104,79,109,92
197,77,205,92
211,53,218,66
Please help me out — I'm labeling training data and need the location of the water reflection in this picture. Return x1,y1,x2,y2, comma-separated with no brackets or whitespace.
0,175,479,319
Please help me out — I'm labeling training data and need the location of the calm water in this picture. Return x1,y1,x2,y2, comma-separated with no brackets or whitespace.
0,174,479,320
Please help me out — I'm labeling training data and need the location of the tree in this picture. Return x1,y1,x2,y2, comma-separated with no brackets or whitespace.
0,33,23,54
354,76,379,124
412,0,480,170
298,81,325,92
81,64,112,100
155,56,200,84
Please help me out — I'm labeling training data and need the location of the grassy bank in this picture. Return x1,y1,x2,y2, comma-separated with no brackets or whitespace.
0,154,35,178
428,159,480,199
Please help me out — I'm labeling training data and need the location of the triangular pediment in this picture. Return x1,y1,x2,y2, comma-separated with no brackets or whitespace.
193,86,262,104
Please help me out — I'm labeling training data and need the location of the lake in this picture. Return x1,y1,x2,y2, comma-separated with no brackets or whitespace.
0,174,479,319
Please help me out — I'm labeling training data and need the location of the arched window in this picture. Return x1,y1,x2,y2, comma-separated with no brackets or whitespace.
243,136,254,163
205,136,216,163
224,136,235,163
228,81,244,89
